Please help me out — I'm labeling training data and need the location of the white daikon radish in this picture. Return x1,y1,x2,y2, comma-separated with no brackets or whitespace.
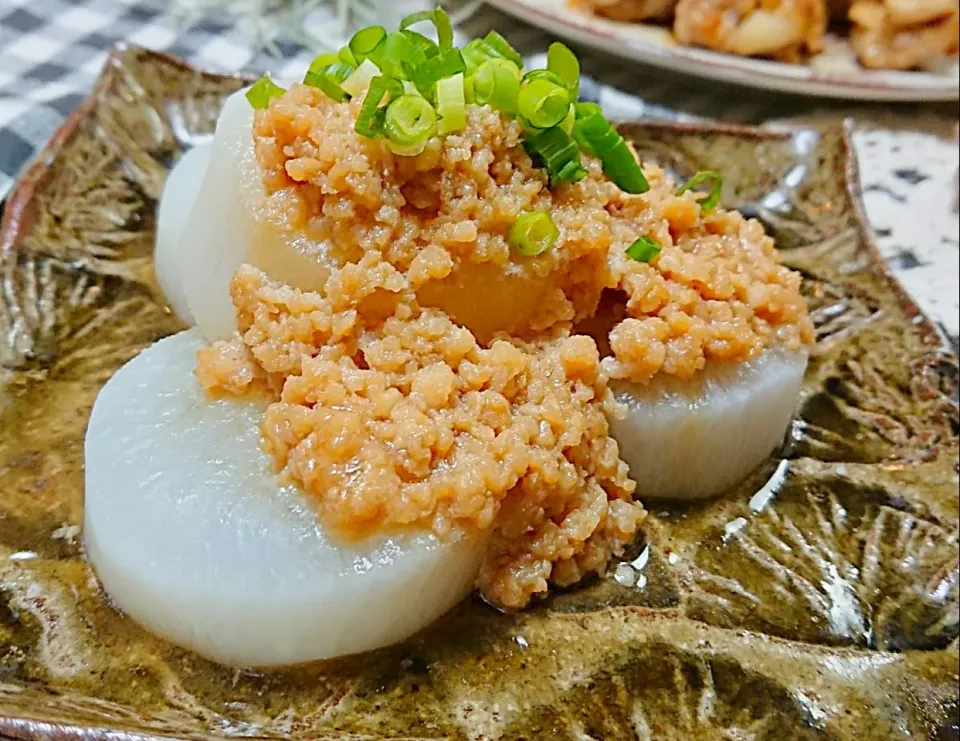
84,330,485,667
176,89,337,341
609,349,807,500
154,142,212,324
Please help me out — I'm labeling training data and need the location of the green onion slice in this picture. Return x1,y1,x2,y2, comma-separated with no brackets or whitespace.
546,42,579,97
384,94,437,155
676,170,723,212
308,52,340,73
483,30,524,68
461,38,495,72
518,78,570,129
408,48,465,97
304,62,355,102
338,46,358,66
473,59,521,114
349,26,387,63
521,68,567,88
523,126,583,185
399,8,454,51
559,104,575,134
571,101,600,154
626,235,661,263
572,103,648,194
342,58,382,97
245,75,286,109
509,211,559,256
556,159,588,184
435,73,466,134
355,75,403,137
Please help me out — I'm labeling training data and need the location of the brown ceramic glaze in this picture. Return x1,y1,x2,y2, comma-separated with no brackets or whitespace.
0,45,957,741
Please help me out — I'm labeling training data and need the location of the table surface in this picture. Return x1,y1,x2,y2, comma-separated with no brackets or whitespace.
0,0,957,350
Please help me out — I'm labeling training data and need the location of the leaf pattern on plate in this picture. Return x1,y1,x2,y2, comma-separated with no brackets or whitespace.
0,252,180,382
683,461,959,651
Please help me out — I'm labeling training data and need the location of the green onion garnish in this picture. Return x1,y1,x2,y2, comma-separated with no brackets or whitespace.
399,8,454,51
384,94,437,155
571,102,600,154
408,48,465,98
283,16,664,195
556,160,588,184
483,31,524,68
339,46,358,67
518,78,570,130
676,170,723,212
355,75,403,137
509,211,559,256
546,42,579,98
626,235,661,263
572,103,648,194
461,38,496,72
246,75,286,109
308,52,341,72
436,73,466,134
304,63,355,102
523,126,584,185
349,26,387,63
473,59,520,114
342,58,382,98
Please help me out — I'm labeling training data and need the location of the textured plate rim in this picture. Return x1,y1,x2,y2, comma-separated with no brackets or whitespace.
0,44,956,741
485,0,960,102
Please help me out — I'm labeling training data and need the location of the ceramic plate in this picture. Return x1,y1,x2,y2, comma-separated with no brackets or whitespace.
0,45,958,741
485,0,960,101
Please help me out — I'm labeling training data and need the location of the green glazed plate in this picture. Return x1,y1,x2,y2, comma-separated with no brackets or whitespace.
0,45,957,741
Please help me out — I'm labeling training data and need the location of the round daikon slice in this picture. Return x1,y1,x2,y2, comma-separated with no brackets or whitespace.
609,349,807,500
84,329,484,667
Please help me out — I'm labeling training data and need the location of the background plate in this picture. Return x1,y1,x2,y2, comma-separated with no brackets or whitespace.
0,45,958,741
486,0,960,101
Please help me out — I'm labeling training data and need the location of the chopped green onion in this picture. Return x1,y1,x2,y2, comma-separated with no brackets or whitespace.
473,59,521,114
676,170,723,212
483,31,524,68
523,126,583,185
509,211,559,256
304,62,355,102
464,74,475,103
349,26,387,63
547,42,579,98
408,48,465,97
339,46,358,66
572,103,648,194
342,58,382,97
626,235,661,262
245,75,286,109
571,102,600,154
436,73,466,134
462,38,496,72
399,8,454,51
559,105,575,134
403,80,424,97
355,75,403,137
384,94,437,155
308,52,340,73
521,69,567,88
518,78,570,130
400,29,439,57
556,160,587,184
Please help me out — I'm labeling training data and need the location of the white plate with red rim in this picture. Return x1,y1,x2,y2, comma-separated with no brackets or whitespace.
484,0,960,101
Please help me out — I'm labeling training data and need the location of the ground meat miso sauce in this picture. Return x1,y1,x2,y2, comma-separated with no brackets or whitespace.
194,85,812,609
